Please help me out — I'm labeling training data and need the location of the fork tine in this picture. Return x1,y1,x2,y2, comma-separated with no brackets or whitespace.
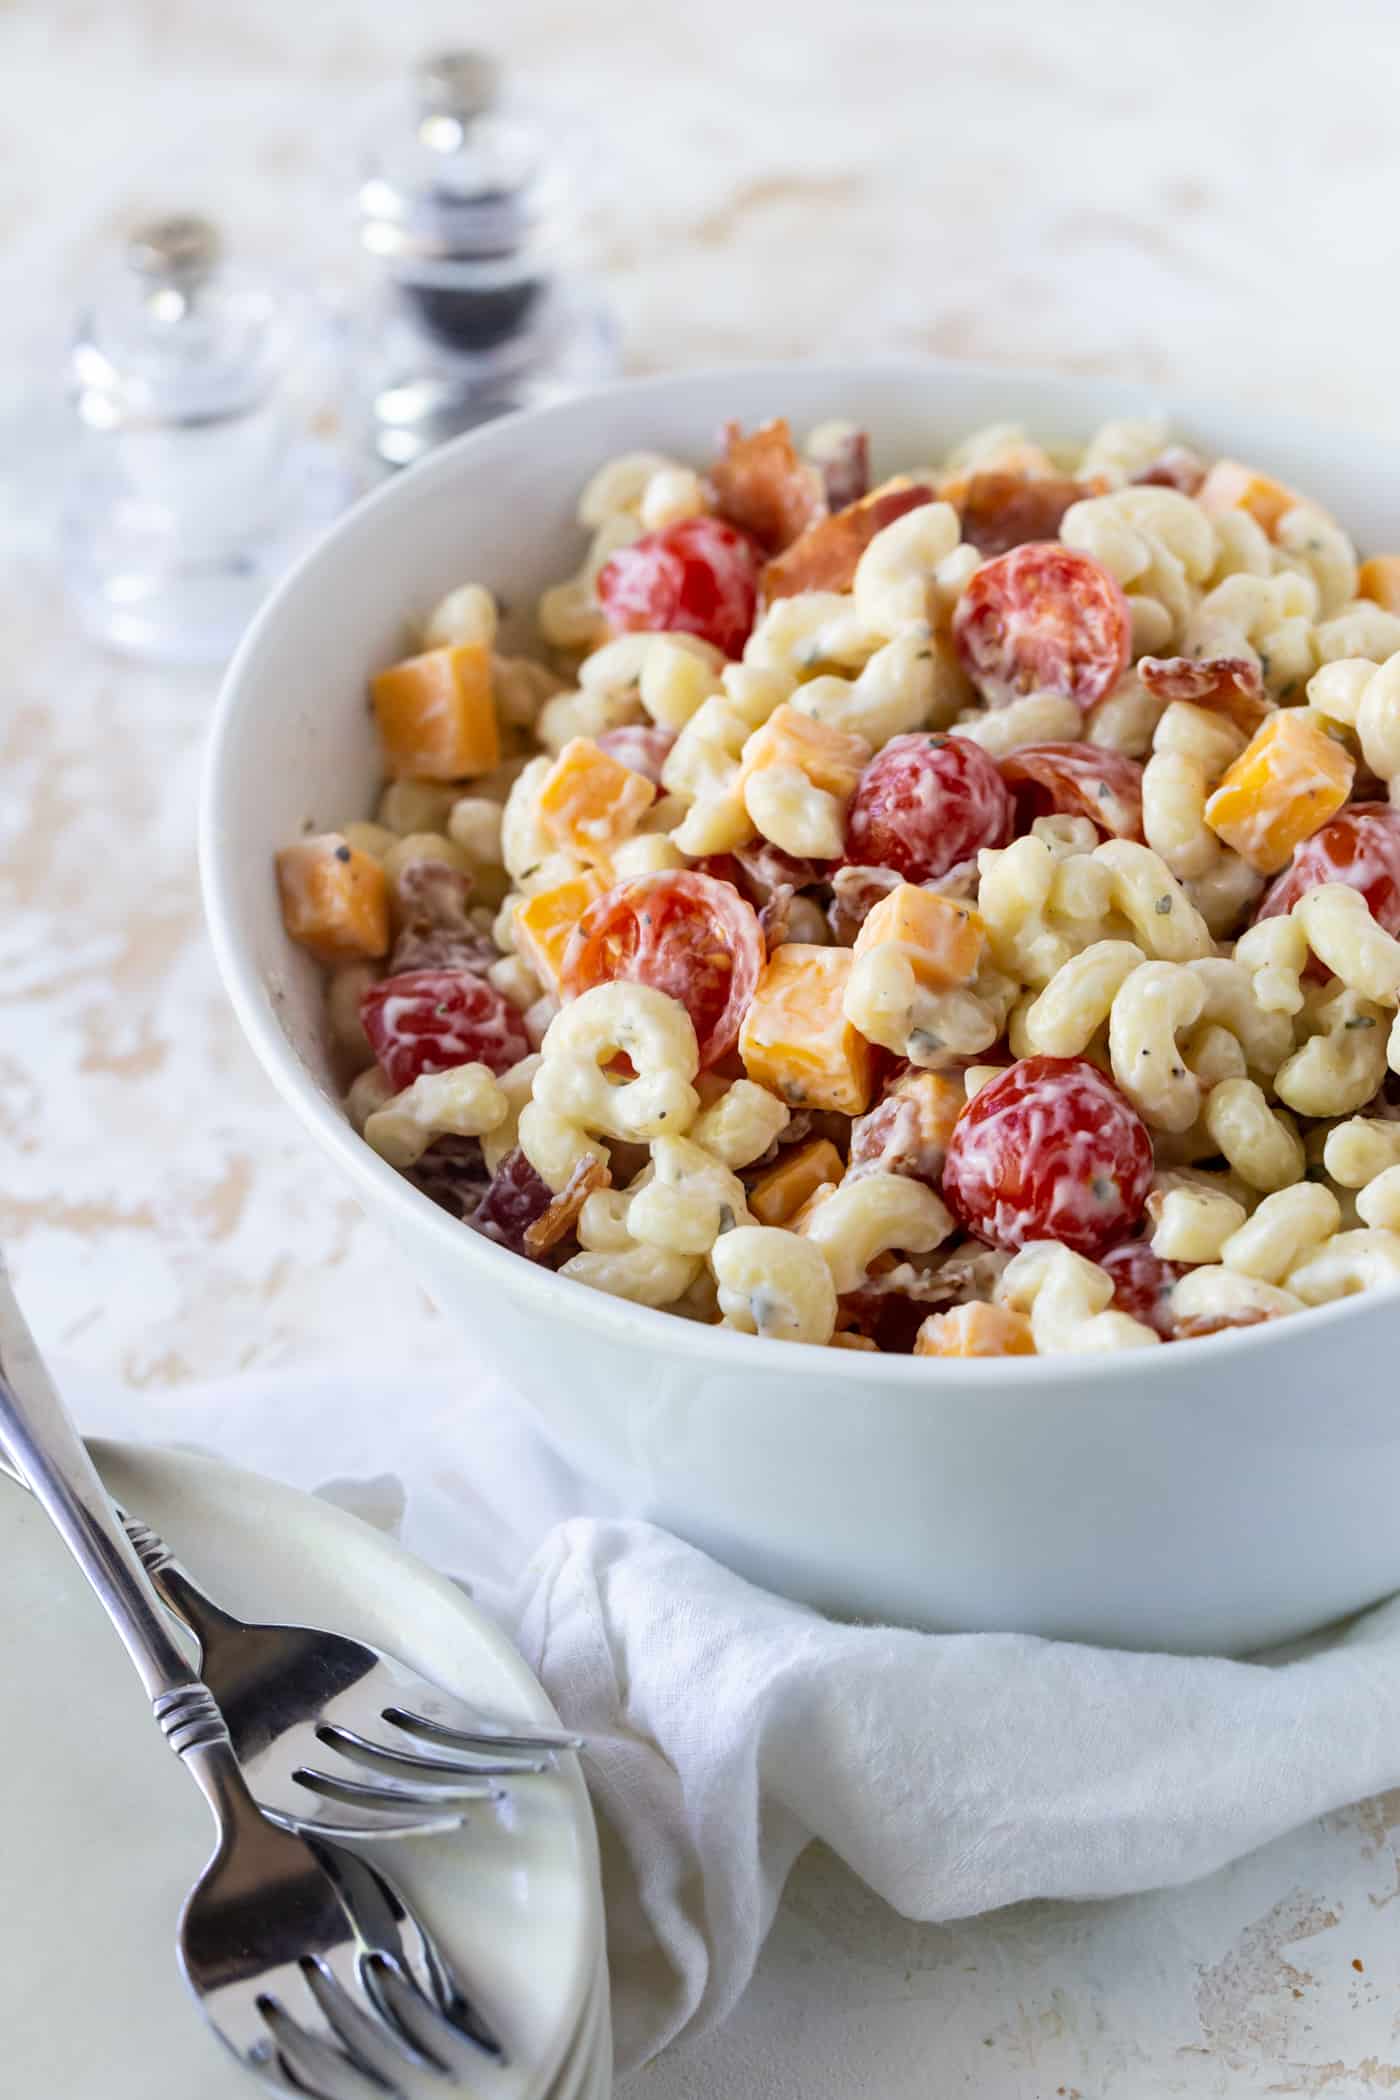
305,1950,451,2081
293,1765,501,1819
313,1843,507,2062
367,1951,507,2069
257,1992,403,2100
317,1720,553,1786
383,1703,583,1755
262,1793,467,1842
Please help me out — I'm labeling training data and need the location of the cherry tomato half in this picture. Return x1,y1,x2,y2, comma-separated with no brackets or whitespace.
942,1054,1154,1259
1001,741,1145,841
597,517,761,660
561,869,765,1067
362,969,530,1091
953,542,1131,709
844,732,1014,883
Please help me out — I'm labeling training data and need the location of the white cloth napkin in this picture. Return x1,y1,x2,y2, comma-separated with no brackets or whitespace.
61,1359,1400,2075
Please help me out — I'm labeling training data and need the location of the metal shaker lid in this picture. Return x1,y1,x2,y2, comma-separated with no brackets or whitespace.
357,47,581,273
71,212,294,431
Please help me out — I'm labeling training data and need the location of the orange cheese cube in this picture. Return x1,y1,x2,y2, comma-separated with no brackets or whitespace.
913,1303,1035,1358
739,704,871,799
853,884,985,987
1204,709,1355,874
1197,460,1300,541
748,1138,845,1226
512,870,608,989
371,643,500,781
538,737,656,865
738,946,875,1114
1358,556,1400,616
276,833,390,964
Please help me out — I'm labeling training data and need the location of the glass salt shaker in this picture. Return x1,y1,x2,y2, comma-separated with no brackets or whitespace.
355,49,618,469
63,213,355,665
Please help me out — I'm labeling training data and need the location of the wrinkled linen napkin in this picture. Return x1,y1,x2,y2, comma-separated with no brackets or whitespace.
62,1358,1400,2074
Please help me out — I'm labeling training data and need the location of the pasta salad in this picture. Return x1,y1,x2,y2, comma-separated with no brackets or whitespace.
275,412,1400,1356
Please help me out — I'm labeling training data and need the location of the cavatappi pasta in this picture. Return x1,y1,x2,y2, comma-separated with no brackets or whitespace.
276,412,1400,1354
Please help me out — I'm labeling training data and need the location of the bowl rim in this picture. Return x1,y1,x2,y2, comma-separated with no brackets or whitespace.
200,353,1400,1390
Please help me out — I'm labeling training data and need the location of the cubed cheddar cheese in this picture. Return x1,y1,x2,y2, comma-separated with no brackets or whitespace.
537,737,656,865
1203,709,1355,874
748,1138,845,1226
1358,555,1400,616
738,946,875,1114
371,643,500,781
512,870,608,990
738,704,870,799
276,833,390,964
852,884,985,987
1197,460,1301,541
913,1303,1036,1358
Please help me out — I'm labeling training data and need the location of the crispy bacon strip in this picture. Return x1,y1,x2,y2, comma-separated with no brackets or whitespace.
523,1154,611,1257
1175,1308,1275,1340
813,426,870,510
761,479,936,602
956,471,1087,558
708,418,827,554
1132,446,1206,496
1138,654,1272,735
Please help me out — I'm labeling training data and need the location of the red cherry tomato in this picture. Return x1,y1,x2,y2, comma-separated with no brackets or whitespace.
561,869,764,1067
953,542,1131,709
942,1055,1154,1259
596,517,760,660
1099,1240,1182,1338
595,723,676,785
844,733,1014,883
1001,742,1145,841
1255,803,1400,937
361,969,530,1091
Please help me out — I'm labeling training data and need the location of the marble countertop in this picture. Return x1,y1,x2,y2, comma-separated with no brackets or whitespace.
4,1,1400,2092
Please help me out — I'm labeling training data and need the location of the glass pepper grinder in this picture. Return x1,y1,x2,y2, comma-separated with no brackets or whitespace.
62,213,355,666
355,48,619,469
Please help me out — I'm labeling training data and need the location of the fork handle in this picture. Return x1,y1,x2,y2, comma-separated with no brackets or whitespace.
0,1254,204,1709
121,1512,242,1644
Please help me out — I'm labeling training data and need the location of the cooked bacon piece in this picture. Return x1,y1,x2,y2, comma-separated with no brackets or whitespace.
826,863,904,944
956,471,1086,558
1132,446,1206,496
761,480,936,602
708,418,827,554
812,426,870,510
406,1136,491,1221
524,1155,611,1256
695,842,828,908
758,883,796,950
472,1147,554,1255
1175,1308,1275,1341
388,858,496,974
1138,654,1271,736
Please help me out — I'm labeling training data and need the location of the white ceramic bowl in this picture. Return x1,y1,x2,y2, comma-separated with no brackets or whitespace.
203,359,1400,1657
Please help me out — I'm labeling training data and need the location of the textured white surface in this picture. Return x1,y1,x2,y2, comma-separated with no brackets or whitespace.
5,1,1400,2092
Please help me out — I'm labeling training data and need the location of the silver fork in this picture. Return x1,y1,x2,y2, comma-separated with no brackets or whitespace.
0,1256,483,2097
115,1502,581,1841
